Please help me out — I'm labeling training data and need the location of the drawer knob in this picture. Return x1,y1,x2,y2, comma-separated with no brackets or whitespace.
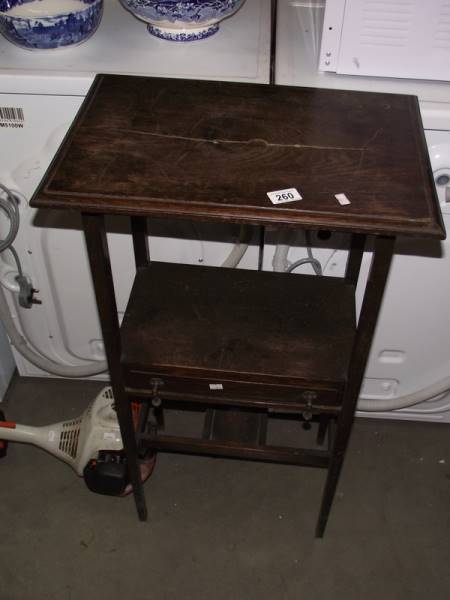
301,390,317,422
150,377,164,407
301,391,317,403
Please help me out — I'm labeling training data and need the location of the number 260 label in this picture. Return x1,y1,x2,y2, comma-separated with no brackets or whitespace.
267,187,302,205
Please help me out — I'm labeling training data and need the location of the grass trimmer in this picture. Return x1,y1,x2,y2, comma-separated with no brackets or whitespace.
0,387,155,495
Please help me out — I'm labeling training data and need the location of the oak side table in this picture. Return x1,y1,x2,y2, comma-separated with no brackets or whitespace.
31,75,444,537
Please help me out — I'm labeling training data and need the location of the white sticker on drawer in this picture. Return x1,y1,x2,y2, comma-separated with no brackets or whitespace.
209,383,223,390
335,193,351,206
267,188,302,204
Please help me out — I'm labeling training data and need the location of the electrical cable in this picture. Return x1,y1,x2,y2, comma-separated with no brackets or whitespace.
286,256,323,274
272,236,290,272
7,246,23,277
357,377,450,411
0,283,107,376
285,231,323,275
305,230,322,276
273,230,323,275
399,402,450,414
190,222,251,268
0,183,23,277
221,225,252,268
0,182,107,376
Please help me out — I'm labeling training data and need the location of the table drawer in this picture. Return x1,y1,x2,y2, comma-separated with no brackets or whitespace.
124,369,343,413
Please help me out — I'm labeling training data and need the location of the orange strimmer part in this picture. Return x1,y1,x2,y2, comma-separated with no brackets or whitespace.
0,410,12,457
120,400,158,496
121,453,157,497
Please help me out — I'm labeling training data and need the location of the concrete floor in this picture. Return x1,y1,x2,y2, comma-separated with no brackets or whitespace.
0,376,449,600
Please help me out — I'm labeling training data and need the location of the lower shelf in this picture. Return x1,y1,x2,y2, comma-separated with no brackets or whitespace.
122,261,356,413
121,261,356,389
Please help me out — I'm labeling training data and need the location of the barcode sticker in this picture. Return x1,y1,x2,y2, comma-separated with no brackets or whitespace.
209,383,223,390
335,193,351,206
0,107,24,129
267,188,302,205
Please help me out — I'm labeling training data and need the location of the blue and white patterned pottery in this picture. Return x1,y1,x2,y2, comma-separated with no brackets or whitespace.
119,0,246,41
0,0,103,50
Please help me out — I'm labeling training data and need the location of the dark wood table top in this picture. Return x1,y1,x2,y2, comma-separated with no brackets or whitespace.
32,74,444,239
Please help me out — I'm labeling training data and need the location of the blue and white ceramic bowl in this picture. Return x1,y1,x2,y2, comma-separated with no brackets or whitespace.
0,0,103,50
120,0,246,41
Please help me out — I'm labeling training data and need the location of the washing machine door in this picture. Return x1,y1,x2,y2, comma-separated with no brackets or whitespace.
426,130,450,213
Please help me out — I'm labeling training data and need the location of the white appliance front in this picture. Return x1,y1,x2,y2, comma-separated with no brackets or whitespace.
275,0,450,422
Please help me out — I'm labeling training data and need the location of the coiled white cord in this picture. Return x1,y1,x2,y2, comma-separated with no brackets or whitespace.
0,183,107,376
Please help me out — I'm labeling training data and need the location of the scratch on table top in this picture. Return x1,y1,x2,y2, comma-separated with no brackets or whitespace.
94,127,363,153
362,128,383,149
351,129,384,176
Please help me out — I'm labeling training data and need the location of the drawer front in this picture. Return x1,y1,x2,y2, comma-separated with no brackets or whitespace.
125,369,342,413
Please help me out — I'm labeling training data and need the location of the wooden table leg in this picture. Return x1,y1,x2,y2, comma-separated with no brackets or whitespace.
82,212,147,521
131,216,150,269
345,233,366,285
316,235,395,537
316,416,329,446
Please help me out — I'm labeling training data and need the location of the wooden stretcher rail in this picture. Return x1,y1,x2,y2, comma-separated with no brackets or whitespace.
139,433,331,468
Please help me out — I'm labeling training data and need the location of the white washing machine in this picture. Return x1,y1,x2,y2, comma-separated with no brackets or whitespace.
275,0,450,422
